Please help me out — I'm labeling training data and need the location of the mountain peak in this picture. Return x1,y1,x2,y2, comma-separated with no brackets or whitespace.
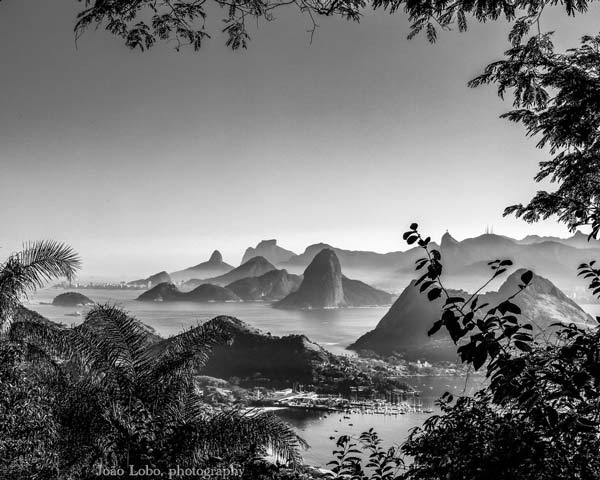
257,239,277,248
441,231,458,247
209,250,223,264
241,239,297,265
276,248,345,309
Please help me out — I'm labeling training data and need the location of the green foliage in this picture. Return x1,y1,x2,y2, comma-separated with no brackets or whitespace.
469,34,600,238
10,304,306,477
326,226,600,479
397,226,600,479
0,244,305,478
404,224,535,381
326,429,403,480
401,391,599,480
68,0,593,50
0,341,58,480
0,240,81,329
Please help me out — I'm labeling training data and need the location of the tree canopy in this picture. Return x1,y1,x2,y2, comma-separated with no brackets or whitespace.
70,0,593,51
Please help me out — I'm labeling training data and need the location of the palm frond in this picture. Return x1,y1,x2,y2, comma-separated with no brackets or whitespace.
145,318,229,388
0,240,80,326
15,240,81,289
192,407,306,465
8,310,70,359
67,305,152,392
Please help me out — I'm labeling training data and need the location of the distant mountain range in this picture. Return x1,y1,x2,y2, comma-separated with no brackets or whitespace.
170,250,233,283
241,239,297,265
132,230,600,305
349,269,593,362
183,256,278,289
137,249,392,308
516,231,600,248
275,249,393,309
430,232,600,294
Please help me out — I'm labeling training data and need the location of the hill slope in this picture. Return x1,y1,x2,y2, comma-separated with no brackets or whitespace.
170,250,233,283
185,256,277,289
201,316,333,386
350,269,593,361
137,282,240,302
128,271,172,288
226,269,302,301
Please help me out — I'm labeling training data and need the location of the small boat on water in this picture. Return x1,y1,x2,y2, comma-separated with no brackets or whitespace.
65,311,81,317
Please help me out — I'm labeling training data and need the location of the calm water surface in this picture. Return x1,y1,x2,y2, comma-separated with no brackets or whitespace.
274,375,482,467
27,288,389,356
31,288,575,467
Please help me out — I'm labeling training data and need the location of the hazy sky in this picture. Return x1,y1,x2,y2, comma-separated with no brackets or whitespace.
1,0,598,279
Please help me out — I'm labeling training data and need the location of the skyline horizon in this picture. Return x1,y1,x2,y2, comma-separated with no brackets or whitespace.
3,2,600,280
12,221,591,281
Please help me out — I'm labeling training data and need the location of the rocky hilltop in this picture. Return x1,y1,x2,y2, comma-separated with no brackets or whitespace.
52,292,94,307
350,269,593,361
226,269,302,301
201,316,333,386
128,271,172,287
276,249,345,309
241,239,297,266
276,249,392,309
170,250,233,283
185,256,277,289
137,282,240,303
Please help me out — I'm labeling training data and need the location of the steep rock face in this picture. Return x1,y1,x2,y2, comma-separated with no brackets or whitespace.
201,316,332,386
52,292,94,307
128,271,172,287
241,239,297,266
186,256,277,288
137,282,239,302
275,249,346,309
341,277,394,307
226,269,302,301
350,270,593,361
276,249,393,309
170,250,234,283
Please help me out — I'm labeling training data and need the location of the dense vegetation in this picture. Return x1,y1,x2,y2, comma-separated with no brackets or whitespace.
0,242,305,479
2,0,600,477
